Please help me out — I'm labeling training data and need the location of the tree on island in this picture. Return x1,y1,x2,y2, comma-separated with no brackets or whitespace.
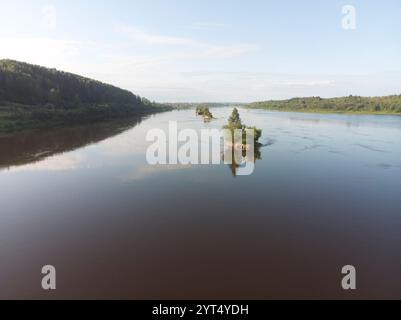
196,106,214,121
224,108,262,144
227,107,242,129
222,108,263,177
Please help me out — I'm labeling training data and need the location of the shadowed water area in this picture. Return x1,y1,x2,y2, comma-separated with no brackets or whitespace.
0,107,400,299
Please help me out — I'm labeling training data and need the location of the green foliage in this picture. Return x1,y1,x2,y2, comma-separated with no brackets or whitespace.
224,108,262,143
227,107,242,129
247,95,401,114
167,103,232,109
247,127,262,142
196,106,214,120
0,60,142,108
0,59,172,132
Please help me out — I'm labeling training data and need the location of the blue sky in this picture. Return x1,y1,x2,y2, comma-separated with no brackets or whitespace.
1,0,400,102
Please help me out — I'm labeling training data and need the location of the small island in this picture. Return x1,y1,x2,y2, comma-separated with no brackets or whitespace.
196,106,214,122
224,108,262,146
222,108,263,177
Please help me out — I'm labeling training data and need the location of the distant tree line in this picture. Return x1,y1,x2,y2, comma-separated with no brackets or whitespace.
247,95,401,114
166,103,241,110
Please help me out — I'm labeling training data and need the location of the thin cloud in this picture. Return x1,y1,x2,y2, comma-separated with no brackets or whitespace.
113,23,258,59
114,24,196,46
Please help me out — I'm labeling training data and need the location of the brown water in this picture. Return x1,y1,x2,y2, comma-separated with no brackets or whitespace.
1,108,401,299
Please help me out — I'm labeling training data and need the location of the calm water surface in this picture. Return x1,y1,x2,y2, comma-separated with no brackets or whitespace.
1,107,401,299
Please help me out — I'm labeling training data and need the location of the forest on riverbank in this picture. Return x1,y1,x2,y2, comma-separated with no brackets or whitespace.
0,60,171,133
247,95,401,114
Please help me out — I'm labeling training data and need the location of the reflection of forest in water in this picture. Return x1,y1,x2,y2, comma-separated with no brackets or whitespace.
0,116,145,170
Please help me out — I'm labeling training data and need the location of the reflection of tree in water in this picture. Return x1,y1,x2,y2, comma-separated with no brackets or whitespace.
226,143,263,177
0,116,145,170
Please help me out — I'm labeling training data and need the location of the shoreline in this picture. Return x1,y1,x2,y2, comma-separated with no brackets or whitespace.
243,107,401,116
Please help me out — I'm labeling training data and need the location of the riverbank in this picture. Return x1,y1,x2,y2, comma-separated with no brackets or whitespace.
0,60,173,134
244,106,401,116
245,95,401,115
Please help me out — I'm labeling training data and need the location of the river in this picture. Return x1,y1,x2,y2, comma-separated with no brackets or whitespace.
0,107,400,299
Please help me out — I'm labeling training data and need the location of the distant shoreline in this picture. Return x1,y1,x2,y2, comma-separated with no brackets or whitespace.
243,106,401,116
244,95,401,116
